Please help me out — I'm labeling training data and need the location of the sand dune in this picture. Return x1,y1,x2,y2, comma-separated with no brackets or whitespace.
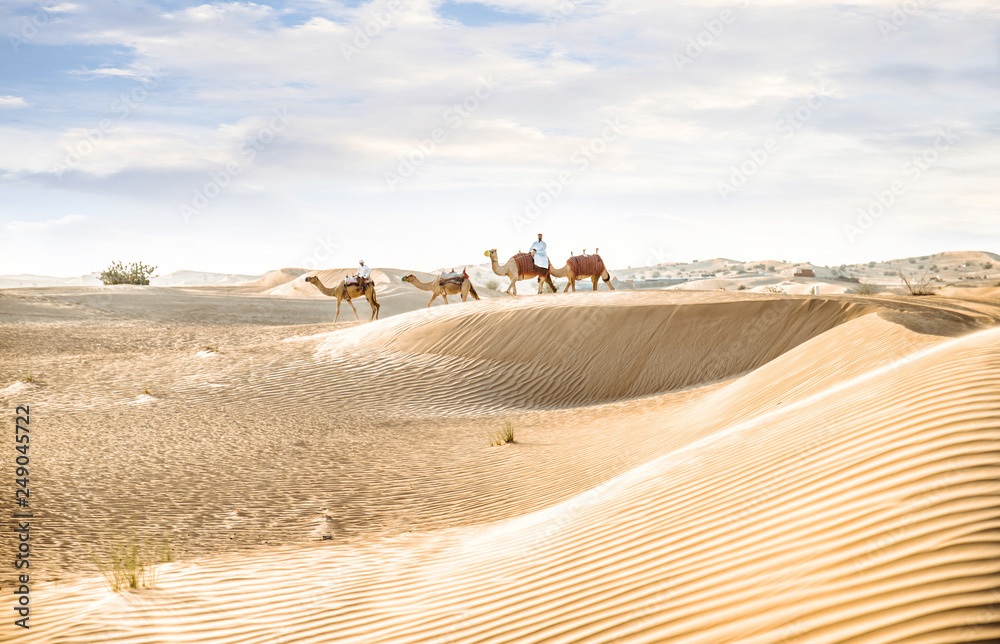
3,280,1000,643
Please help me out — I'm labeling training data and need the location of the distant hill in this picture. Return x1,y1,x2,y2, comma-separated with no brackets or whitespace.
3,251,995,291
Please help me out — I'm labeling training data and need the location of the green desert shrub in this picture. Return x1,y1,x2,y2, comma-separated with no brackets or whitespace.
100,261,157,285
485,278,500,290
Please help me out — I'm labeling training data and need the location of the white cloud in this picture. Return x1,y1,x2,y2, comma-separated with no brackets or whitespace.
0,96,28,108
5,214,87,232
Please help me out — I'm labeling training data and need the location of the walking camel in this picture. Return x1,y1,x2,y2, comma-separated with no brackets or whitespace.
304,274,380,322
485,249,558,295
549,251,615,292
402,272,480,306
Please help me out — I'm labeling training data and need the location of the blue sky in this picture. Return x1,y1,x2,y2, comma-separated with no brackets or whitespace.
1,0,998,276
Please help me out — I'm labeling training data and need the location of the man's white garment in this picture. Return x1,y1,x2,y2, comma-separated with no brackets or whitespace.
530,240,549,268
358,265,372,279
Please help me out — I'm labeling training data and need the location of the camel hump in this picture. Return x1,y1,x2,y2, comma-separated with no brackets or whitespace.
568,254,605,276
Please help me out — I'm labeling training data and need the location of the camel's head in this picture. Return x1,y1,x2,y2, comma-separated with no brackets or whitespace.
484,249,496,259
305,275,317,284
401,274,414,283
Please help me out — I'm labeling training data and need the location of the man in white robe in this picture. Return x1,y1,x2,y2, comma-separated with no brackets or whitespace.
356,260,372,291
529,233,549,270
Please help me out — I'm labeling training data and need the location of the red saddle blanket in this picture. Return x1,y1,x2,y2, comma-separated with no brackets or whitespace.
514,253,546,277
567,254,605,277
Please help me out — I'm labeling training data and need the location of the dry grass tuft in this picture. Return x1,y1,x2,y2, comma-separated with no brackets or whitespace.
490,421,516,446
898,268,936,296
96,530,173,592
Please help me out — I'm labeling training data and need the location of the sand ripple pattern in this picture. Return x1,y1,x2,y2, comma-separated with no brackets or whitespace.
17,313,1000,643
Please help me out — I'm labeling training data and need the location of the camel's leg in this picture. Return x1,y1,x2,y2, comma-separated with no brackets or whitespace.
367,292,379,320
427,292,437,308
593,275,600,291
461,282,469,302
345,296,360,321
334,296,342,323
442,291,449,305
605,271,615,290
508,277,517,296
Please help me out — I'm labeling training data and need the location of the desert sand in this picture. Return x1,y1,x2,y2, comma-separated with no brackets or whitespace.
2,267,1000,643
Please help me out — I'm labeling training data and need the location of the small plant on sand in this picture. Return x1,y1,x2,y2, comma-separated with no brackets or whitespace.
96,530,173,592
898,268,935,296
852,282,877,296
19,369,36,383
489,421,515,446
99,260,157,286
203,345,219,352
761,285,786,294
485,278,500,291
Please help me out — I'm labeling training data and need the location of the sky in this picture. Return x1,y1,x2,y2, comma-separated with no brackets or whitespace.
0,0,998,277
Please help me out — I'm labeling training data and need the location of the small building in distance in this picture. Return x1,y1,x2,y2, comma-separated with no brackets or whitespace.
794,268,816,278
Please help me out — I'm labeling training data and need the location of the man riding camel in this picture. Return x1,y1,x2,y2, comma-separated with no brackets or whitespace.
529,233,549,271
355,259,372,293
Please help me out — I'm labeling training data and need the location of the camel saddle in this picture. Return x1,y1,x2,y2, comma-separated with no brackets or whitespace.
345,276,369,292
438,269,469,286
567,254,605,277
514,253,548,277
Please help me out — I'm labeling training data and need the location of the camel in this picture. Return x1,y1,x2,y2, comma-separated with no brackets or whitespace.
402,272,480,306
485,249,558,295
304,274,380,322
550,251,615,292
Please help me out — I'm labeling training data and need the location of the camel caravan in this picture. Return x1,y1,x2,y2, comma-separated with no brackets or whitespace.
304,235,613,322
485,233,614,295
